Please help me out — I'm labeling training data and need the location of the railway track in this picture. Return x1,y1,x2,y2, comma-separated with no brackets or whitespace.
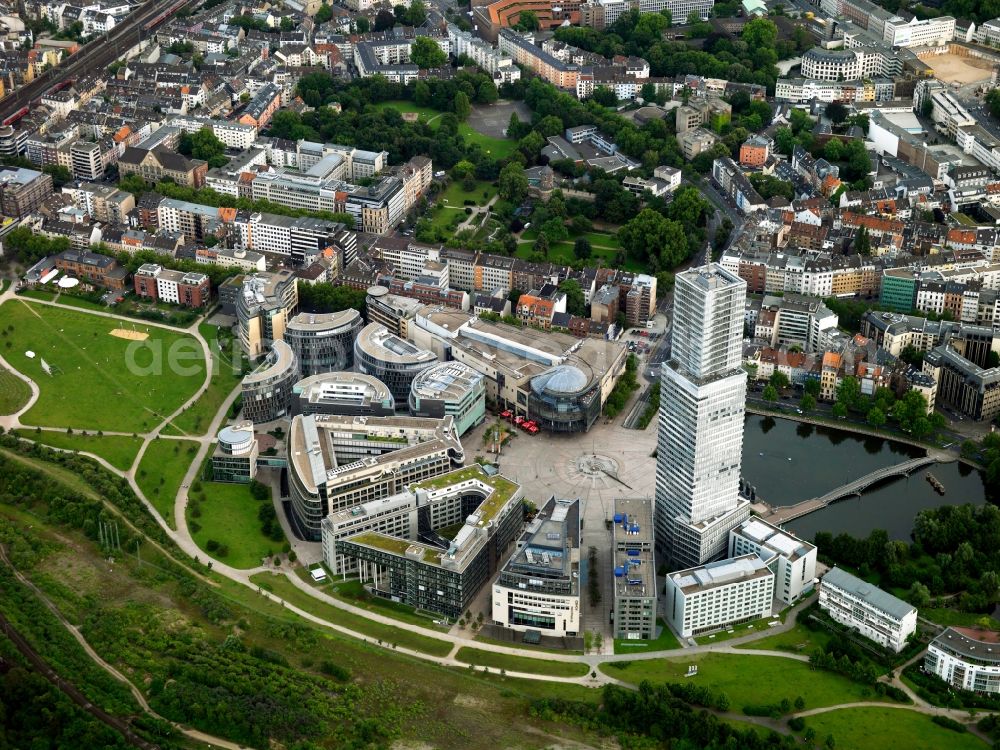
0,0,194,122
0,610,160,750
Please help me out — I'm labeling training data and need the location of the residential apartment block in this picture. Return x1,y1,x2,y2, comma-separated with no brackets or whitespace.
819,567,917,652
133,263,210,307
925,627,1000,695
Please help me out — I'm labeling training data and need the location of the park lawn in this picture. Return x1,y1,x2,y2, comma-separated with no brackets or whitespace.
330,578,444,628
18,288,59,302
0,365,31,415
136,438,199,528
600,653,888,711
738,622,833,655
581,231,622,249
163,323,243,437
0,300,205,433
694,614,784,645
440,179,497,208
13,429,142,472
454,647,590,678
801,707,986,750
188,482,274,569
430,204,467,230
613,619,681,654
379,100,516,158
248,572,453,656
463,127,517,158
473,632,584,656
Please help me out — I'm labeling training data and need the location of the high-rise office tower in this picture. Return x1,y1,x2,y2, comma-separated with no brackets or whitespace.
655,264,750,568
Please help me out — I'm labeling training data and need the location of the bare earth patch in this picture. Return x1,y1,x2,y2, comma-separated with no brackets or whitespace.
110,328,149,341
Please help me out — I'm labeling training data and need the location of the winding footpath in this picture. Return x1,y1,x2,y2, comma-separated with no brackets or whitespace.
0,287,995,744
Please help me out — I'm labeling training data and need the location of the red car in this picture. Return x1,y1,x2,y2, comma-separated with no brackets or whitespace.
526,425,539,434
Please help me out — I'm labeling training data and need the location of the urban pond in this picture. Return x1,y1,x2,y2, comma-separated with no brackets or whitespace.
742,414,987,541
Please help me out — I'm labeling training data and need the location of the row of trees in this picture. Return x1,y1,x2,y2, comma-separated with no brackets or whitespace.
531,682,803,750
814,503,1000,612
552,15,805,93
830,378,943,440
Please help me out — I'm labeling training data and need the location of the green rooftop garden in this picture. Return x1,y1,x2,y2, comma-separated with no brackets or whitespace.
358,433,410,444
411,465,519,525
412,464,487,490
347,532,413,555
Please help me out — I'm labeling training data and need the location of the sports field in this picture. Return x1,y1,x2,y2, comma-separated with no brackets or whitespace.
0,300,205,432
922,52,993,85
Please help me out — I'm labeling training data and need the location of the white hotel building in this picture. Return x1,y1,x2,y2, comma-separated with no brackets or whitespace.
819,567,917,652
729,518,817,606
925,627,1000,695
665,554,774,638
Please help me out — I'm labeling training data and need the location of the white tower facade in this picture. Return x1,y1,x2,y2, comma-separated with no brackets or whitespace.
655,264,750,568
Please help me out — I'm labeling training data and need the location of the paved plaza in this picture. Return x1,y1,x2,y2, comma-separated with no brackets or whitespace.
464,415,661,651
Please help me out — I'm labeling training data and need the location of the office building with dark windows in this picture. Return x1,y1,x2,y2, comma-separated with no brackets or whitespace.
211,422,259,483
408,361,486,436
333,465,523,618
292,371,395,416
491,496,580,637
354,323,439,405
287,413,464,541
241,340,298,423
285,308,364,377
612,496,658,640
235,270,299,359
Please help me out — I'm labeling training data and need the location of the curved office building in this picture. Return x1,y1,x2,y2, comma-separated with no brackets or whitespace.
212,421,259,483
527,363,601,433
285,309,363,377
241,339,298,423
408,361,486,436
354,323,438,405
292,371,395,416
287,413,465,540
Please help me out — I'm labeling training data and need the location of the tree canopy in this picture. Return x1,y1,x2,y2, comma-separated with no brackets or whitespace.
409,36,446,69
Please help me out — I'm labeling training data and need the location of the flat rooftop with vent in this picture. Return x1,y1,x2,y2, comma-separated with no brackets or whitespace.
612,497,658,640
491,496,581,638
729,517,817,606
